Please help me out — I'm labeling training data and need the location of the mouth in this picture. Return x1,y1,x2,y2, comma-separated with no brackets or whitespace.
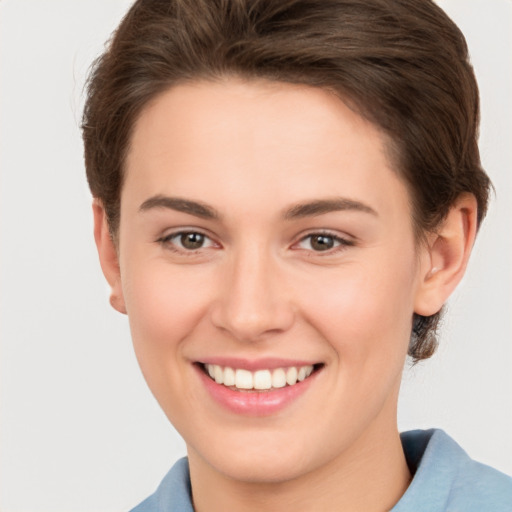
198,362,323,392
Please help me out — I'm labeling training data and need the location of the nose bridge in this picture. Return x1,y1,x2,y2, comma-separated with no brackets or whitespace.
211,241,293,341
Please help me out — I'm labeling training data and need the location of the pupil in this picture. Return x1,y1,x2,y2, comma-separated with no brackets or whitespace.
181,233,204,249
311,235,334,251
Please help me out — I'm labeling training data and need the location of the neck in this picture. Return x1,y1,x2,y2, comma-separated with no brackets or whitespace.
188,418,411,512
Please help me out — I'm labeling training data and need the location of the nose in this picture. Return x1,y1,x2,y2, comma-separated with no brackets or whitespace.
210,244,295,342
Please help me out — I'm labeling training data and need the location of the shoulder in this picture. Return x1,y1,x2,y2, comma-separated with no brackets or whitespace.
129,457,193,512
394,429,512,512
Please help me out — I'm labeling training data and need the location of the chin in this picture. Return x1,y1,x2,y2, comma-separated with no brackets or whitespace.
213,451,313,484
188,426,332,485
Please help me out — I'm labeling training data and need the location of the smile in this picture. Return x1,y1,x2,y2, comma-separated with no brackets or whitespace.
196,360,323,415
203,363,316,391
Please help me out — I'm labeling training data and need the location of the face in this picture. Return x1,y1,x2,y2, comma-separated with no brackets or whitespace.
111,79,430,483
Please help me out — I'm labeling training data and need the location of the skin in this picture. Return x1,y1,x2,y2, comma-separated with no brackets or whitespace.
94,78,477,511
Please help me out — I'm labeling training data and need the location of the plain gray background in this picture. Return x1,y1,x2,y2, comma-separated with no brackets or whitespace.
1,1,511,510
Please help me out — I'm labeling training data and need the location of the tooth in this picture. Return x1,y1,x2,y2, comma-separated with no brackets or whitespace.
286,366,298,386
205,363,315,389
223,366,235,386
254,370,272,390
272,368,287,388
214,365,224,384
235,369,253,389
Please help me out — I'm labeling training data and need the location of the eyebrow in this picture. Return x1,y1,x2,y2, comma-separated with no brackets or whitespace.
283,198,378,219
139,195,377,221
139,195,220,220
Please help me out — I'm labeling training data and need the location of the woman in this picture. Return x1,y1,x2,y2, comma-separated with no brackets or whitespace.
82,0,512,510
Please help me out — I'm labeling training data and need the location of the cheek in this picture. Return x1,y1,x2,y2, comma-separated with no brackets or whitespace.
121,262,213,376
300,256,416,366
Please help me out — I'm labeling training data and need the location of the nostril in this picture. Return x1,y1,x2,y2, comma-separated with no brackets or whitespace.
210,300,296,342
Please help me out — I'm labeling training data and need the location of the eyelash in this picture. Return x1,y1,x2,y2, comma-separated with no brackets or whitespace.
157,230,354,255
157,230,218,253
293,231,354,255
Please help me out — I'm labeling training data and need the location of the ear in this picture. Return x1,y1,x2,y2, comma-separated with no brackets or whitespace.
414,193,478,317
92,200,127,315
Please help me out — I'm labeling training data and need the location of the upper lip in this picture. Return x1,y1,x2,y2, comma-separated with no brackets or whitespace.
196,357,321,371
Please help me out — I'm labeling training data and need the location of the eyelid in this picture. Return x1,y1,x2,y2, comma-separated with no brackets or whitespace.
292,230,355,253
157,227,221,251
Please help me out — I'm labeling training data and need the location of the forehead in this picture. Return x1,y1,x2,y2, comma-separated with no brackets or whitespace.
123,78,410,221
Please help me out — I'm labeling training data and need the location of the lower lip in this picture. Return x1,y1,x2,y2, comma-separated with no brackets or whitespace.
195,365,318,416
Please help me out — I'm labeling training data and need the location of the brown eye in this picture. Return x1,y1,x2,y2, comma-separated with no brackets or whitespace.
295,232,352,253
159,231,215,252
180,232,205,250
310,234,335,251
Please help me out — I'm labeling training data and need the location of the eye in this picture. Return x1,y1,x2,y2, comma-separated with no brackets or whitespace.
159,231,216,251
296,233,352,252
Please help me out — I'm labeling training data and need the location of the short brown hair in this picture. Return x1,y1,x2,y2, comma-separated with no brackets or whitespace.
82,0,491,361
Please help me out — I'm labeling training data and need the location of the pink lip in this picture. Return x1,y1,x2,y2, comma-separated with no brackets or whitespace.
194,362,321,416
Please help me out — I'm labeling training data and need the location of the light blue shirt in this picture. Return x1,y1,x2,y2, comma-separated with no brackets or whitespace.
131,429,512,511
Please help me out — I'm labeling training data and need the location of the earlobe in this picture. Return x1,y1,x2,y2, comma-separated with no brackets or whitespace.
414,193,478,317
92,200,127,315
